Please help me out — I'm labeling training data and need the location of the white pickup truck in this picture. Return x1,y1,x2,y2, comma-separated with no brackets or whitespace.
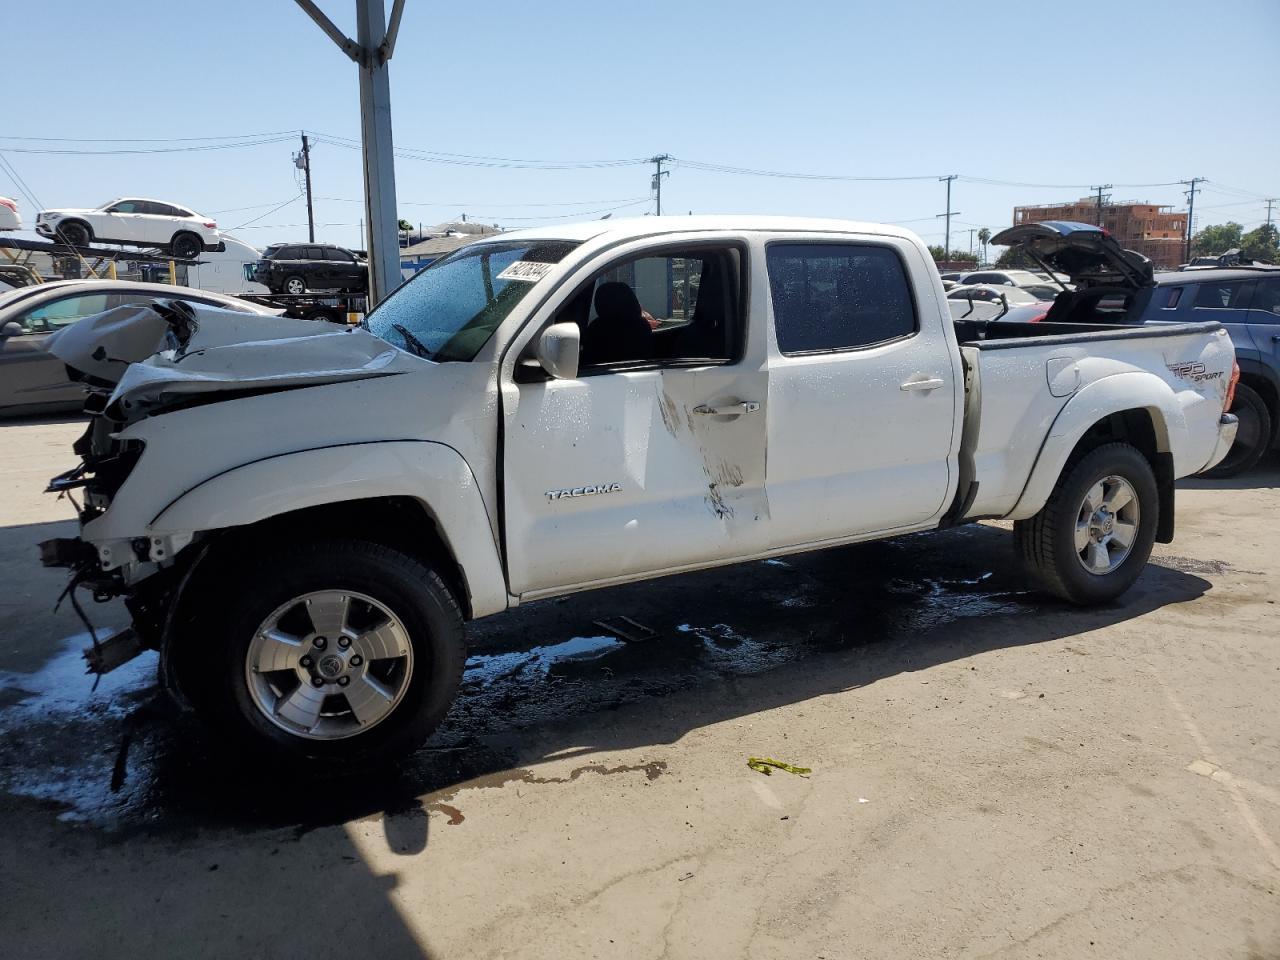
40,216,1238,767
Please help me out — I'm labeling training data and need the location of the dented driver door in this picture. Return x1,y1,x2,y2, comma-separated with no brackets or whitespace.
501,240,770,598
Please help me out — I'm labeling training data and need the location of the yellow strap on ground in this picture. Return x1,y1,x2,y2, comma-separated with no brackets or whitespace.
746,757,812,777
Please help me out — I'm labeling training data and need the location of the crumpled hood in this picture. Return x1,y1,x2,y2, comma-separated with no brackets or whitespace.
45,300,408,423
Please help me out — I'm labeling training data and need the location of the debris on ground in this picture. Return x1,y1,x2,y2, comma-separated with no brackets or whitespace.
746,757,812,777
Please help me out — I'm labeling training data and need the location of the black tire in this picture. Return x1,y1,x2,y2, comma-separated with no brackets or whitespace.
57,221,91,247
1014,442,1159,605
283,274,307,295
191,540,465,769
170,232,202,259
1199,383,1270,479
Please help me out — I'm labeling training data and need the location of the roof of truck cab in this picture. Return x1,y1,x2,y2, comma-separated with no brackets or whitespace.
472,215,925,246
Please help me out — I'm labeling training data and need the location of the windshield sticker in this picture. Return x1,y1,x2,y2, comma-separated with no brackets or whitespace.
497,260,554,283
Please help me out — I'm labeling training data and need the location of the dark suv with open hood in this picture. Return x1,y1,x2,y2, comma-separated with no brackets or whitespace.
993,221,1279,477
254,243,368,295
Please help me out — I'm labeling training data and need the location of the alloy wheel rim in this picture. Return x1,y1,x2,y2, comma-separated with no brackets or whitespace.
245,590,414,740
1074,475,1140,575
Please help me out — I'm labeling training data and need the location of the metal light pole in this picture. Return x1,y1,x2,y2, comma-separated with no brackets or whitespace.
294,0,406,304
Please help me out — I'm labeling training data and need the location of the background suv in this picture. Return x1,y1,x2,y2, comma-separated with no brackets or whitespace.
35,198,221,259
1139,267,1280,475
254,243,368,295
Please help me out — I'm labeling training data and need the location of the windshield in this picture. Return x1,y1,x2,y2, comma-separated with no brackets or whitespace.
365,240,578,362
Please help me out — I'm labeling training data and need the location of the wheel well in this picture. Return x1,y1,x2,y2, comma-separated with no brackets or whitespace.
191,497,472,620
1068,408,1175,543
59,218,92,239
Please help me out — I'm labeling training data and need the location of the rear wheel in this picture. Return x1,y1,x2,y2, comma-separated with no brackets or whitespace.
57,221,91,247
190,540,465,769
284,274,307,295
1015,442,1158,605
170,232,202,259
1200,383,1270,478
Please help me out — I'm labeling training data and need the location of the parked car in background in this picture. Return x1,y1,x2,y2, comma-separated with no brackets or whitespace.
959,269,1047,288
1135,267,1280,475
0,280,275,417
0,197,21,231
254,243,368,295
34,198,221,259
991,221,1279,477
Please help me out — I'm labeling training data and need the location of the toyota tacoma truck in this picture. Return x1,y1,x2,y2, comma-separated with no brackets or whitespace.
39,216,1238,768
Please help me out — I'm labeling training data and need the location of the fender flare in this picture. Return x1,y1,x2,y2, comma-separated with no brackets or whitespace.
148,440,508,618
1006,371,1183,522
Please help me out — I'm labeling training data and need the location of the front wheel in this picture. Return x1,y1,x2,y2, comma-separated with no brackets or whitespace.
1014,442,1158,605
190,540,465,769
283,275,307,295
57,221,91,247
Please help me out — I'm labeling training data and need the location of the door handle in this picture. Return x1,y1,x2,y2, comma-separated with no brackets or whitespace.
693,401,761,416
1272,334,1280,342
900,377,945,392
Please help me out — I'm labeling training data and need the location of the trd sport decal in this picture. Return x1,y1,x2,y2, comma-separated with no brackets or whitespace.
545,483,622,502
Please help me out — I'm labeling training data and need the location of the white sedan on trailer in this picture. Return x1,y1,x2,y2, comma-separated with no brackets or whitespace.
35,198,222,259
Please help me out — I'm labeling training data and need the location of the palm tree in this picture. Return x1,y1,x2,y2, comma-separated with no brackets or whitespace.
977,227,991,266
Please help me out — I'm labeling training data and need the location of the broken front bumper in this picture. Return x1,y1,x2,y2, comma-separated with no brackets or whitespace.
1199,413,1239,473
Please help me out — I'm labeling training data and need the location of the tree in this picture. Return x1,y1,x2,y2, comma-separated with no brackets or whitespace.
1191,222,1243,257
1240,223,1280,263
994,245,1034,269
928,245,977,265
397,218,414,233
977,227,991,265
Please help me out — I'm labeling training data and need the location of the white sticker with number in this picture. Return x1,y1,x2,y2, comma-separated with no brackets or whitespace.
497,260,555,282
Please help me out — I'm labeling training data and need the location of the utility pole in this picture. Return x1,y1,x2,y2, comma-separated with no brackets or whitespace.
294,0,406,305
295,132,316,242
1265,198,1276,228
938,175,958,262
1091,184,1111,228
1181,177,1204,263
649,154,671,216
967,228,975,259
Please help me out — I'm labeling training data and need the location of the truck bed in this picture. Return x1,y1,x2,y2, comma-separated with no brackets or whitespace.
952,318,1230,522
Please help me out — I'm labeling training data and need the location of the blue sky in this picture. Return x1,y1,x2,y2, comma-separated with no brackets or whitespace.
4,0,1277,252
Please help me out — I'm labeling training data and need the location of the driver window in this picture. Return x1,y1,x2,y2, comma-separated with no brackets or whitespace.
561,247,741,371
109,201,138,213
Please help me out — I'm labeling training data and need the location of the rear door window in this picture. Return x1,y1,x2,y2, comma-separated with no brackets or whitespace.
767,243,917,354
1194,280,1254,310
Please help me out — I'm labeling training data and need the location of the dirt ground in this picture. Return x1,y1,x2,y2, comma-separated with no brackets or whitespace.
0,416,1276,960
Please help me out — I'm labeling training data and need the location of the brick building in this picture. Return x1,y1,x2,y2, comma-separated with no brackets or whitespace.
1013,198,1187,268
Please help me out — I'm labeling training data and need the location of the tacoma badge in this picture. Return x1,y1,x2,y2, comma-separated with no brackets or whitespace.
545,483,622,502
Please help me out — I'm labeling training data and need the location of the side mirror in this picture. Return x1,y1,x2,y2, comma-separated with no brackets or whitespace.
535,322,580,380
1,321,25,338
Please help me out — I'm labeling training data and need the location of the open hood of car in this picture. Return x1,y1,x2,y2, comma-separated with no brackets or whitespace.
990,221,1155,290
45,300,407,424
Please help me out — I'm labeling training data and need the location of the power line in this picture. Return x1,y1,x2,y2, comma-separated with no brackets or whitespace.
0,130,295,143
676,158,938,182
0,136,296,155
229,195,304,231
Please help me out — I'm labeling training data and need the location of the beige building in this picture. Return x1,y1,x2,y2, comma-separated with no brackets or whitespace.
1013,198,1187,268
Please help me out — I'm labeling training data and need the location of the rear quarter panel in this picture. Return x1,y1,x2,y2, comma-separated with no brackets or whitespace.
967,325,1234,520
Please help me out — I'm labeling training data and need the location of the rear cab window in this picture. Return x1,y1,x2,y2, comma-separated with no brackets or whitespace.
766,243,917,353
